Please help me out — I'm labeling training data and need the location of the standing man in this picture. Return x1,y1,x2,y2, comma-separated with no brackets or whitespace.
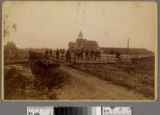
50,49,52,57
95,50,98,60
73,49,77,64
45,49,48,58
66,49,71,62
98,50,101,59
56,48,59,60
45,49,49,66
61,49,65,60
85,50,89,60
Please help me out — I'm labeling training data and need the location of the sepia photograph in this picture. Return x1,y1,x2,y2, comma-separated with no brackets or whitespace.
2,1,157,100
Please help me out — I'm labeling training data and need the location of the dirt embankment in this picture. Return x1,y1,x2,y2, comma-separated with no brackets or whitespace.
4,65,36,100
4,64,72,100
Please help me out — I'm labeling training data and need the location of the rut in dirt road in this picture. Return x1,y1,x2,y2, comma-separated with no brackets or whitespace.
52,65,148,100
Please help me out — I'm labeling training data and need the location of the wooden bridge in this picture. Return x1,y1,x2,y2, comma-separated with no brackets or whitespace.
29,51,132,67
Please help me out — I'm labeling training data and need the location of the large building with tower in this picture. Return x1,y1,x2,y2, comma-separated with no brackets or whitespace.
68,31,99,50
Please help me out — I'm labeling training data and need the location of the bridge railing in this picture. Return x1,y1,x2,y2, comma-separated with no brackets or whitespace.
43,52,132,64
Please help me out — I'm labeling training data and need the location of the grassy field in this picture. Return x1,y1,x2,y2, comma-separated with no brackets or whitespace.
70,56,155,99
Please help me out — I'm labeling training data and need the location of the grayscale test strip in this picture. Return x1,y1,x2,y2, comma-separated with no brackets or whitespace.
27,106,132,115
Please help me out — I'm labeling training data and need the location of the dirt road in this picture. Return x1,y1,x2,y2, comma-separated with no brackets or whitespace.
51,65,148,100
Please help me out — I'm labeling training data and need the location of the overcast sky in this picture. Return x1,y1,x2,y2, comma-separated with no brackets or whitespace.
2,1,157,51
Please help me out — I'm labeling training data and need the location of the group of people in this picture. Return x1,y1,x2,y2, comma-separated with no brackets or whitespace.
83,49,101,60
66,48,101,62
72,49,101,60
45,49,65,60
45,48,101,63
